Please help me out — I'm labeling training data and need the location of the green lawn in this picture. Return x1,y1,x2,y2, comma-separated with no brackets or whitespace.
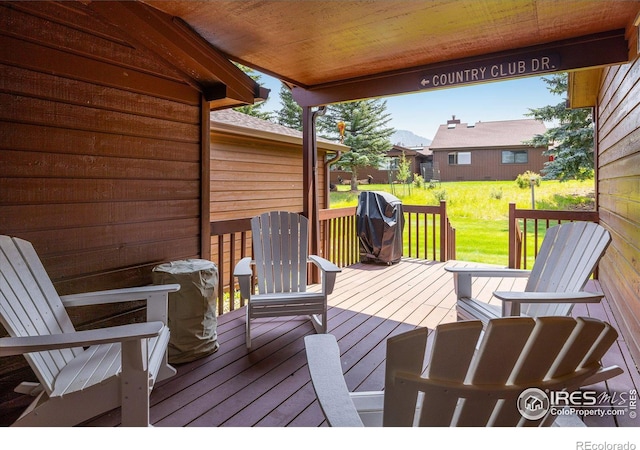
330,179,595,266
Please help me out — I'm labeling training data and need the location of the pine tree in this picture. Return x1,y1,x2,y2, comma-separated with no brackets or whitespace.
318,99,394,191
276,84,303,130
233,64,273,121
525,73,594,181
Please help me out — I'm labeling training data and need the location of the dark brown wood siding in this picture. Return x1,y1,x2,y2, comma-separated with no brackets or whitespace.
596,51,640,366
0,1,205,401
432,146,549,181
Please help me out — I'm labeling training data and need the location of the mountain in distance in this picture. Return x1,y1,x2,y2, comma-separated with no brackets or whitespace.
391,129,432,148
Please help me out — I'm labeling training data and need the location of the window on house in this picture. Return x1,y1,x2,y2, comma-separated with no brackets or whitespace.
448,152,471,165
502,150,528,164
379,157,398,170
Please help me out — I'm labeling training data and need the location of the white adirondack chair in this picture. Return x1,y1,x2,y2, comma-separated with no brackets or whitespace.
445,221,612,324
305,316,622,427
234,211,341,349
0,235,180,427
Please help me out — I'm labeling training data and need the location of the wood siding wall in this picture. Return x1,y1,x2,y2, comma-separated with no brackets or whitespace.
211,133,326,221
597,51,640,366
431,147,549,181
0,2,205,394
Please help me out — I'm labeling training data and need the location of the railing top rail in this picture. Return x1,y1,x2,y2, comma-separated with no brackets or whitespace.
318,207,357,220
402,204,444,214
210,217,252,235
512,207,599,222
318,204,443,219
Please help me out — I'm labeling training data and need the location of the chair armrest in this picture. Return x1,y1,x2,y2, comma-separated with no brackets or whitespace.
304,334,364,427
308,255,341,274
445,266,530,300
445,266,531,277
233,257,254,299
309,255,341,295
0,322,164,357
60,284,181,307
61,284,180,325
493,291,605,316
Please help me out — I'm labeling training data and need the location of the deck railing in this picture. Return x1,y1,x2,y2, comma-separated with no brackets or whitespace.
508,202,600,270
319,201,455,267
210,201,455,315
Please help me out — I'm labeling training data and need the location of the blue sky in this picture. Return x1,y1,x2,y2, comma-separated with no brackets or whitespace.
257,73,562,141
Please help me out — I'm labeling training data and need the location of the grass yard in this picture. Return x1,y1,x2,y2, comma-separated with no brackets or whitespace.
330,179,595,266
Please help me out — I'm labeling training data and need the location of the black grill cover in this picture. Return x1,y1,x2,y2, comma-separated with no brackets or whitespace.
356,191,404,264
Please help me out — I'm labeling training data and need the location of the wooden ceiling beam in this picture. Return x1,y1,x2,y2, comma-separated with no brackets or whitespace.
293,30,629,107
87,1,264,105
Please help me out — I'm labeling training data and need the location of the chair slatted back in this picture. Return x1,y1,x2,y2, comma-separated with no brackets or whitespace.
522,222,611,317
0,236,80,394
383,316,617,427
251,211,308,295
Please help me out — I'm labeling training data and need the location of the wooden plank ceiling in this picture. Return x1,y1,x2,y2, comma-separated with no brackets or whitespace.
144,1,640,106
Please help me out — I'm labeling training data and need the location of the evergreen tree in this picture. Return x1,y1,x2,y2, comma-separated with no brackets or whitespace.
233,64,273,121
318,99,394,190
525,73,594,181
276,84,303,130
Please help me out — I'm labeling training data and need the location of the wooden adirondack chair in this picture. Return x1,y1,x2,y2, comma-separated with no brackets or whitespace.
305,316,622,427
0,235,179,426
234,211,341,349
445,221,612,324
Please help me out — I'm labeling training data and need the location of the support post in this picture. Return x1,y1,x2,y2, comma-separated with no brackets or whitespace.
508,203,516,268
302,106,326,282
439,200,446,262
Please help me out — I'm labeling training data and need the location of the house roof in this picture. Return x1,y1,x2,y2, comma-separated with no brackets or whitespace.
430,118,547,150
387,144,417,157
139,1,639,107
210,109,347,152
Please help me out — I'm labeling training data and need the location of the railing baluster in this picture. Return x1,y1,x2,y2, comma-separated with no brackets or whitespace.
217,234,225,316
408,211,413,257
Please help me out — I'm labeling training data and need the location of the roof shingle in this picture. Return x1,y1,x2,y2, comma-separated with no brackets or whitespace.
430,119,546,149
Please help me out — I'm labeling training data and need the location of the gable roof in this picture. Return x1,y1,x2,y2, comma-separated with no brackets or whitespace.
430,118,547,150
210,109,346,152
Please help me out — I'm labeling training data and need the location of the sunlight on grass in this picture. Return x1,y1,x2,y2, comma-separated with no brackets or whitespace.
330,179,595,264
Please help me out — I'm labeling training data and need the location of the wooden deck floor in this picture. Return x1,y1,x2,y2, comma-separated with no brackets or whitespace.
78,259,640,427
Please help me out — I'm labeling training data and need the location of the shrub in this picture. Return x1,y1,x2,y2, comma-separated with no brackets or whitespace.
413,174,425,189
490,187,503,200
432,189,447,202
516,171,541,189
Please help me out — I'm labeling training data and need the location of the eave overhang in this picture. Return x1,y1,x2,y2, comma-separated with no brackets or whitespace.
87,1,267,108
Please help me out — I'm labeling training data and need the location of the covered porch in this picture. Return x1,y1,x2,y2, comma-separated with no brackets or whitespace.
81,258,639,428
2,0,640,434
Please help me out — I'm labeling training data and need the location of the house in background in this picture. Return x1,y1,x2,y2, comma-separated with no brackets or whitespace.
430,116,549,181
330,144,432,185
